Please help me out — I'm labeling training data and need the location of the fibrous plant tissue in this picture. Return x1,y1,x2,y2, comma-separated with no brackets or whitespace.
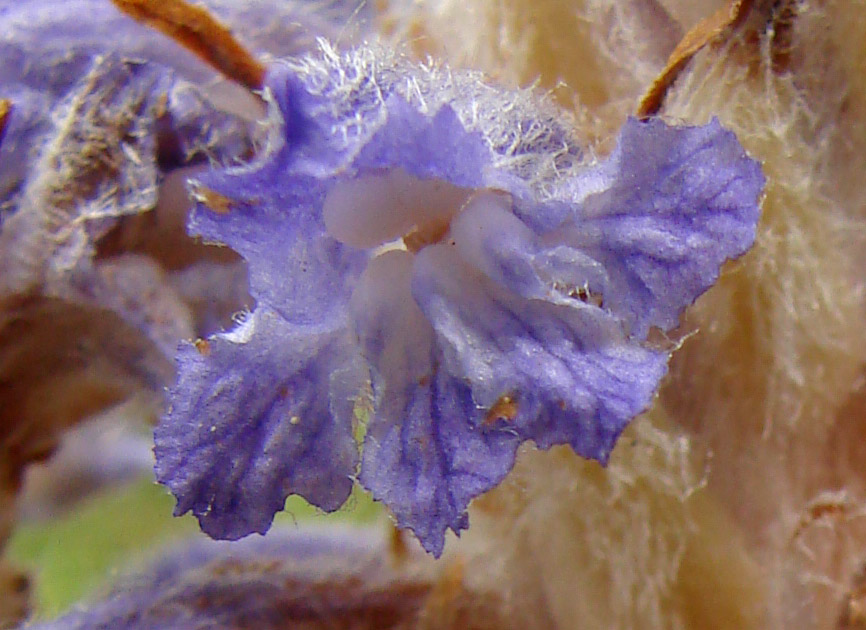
1,1,865,629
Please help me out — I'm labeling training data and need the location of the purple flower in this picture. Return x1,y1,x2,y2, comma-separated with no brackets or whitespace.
155,44,764,556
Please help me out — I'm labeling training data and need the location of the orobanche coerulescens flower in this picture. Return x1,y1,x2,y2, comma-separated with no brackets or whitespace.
154,44,764,556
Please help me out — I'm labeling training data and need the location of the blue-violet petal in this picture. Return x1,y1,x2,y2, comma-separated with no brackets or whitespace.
352,251,520,555
157,44,764,555
155,308,363,539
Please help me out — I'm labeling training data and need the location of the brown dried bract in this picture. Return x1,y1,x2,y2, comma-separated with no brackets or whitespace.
839,564,866,629
768,0,800,74
0,296,171,491
637,0,755,117
110,0,266,91
791,491,852,541
0,563,30,628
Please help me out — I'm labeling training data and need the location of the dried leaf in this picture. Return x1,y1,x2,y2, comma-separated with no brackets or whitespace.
637,0,754,117
109,0,266,90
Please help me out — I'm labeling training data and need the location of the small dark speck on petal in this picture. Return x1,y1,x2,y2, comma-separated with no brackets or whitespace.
0,99,11,143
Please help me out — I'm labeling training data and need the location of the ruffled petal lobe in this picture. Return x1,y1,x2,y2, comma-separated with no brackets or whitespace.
352,251,519,556
558,117,765,338
155,308,363,539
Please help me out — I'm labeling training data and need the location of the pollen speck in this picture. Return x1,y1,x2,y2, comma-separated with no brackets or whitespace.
154,92,169,118
0,99,11,138
485,395,518,425
191,183,235,215
194,338,211,356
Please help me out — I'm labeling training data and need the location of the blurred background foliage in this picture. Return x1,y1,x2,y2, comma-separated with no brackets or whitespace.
3,476,380,621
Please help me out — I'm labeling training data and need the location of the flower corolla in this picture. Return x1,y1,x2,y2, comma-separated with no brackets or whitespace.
155,44,764,556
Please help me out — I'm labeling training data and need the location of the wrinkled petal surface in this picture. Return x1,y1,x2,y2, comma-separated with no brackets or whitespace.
155,307,363,539
558,117,765,338
158,44,763,555
187,165,366,326
353,252,519,555
414,243,669,461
